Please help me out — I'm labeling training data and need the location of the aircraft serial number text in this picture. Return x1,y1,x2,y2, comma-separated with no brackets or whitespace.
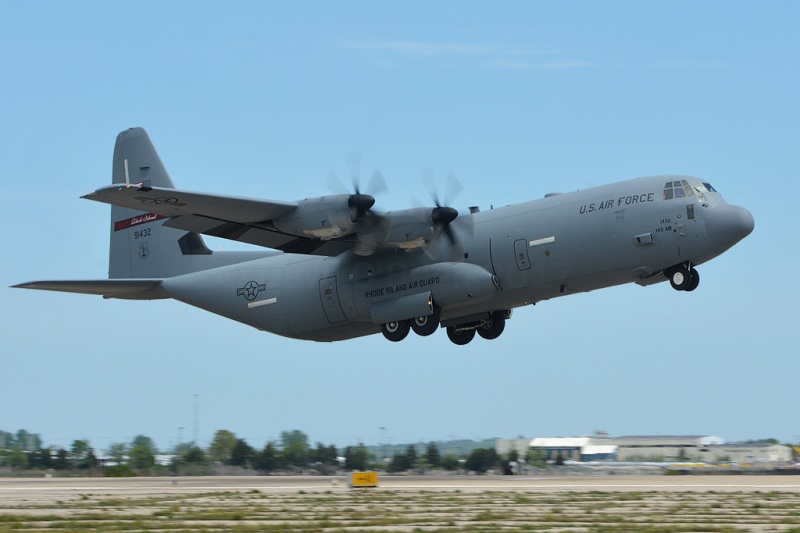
134,228,152,239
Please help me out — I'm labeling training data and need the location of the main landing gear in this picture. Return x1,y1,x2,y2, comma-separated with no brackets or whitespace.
666,263,700,292
381,309,510,345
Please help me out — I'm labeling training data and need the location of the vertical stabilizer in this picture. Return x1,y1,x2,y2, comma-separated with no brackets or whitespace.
109,128,211,279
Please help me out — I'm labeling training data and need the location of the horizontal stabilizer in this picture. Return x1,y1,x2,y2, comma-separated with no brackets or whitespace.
11,279,165,300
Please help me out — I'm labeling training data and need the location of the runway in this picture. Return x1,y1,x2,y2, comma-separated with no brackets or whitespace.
2,474,799,503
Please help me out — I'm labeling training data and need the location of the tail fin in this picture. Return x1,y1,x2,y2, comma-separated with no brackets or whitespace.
109,128,212,279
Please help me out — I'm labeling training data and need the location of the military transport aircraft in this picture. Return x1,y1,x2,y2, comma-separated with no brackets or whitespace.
13,128,754,345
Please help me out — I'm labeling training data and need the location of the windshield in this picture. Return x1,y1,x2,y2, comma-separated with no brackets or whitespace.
662,180,695,200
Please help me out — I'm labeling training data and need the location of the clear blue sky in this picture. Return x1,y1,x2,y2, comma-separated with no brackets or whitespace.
2,1,798,452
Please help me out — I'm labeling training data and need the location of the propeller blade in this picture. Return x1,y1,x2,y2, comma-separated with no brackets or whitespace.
421,167,440,206
367,169,389,197
444,172,463,206
328,169,348,194
346,152,362,193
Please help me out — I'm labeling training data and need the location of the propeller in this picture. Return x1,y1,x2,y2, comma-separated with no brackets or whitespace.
423,169,463,244
419,169,471,259
330,153,389,223
347,193,375,223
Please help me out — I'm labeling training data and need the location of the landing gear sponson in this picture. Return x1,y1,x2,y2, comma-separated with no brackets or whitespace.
381,309,511,345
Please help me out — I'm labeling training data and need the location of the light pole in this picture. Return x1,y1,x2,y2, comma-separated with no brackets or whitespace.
380,427,386,463
193,394,199,445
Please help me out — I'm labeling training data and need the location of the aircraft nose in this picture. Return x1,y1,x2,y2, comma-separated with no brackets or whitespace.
704,204,754,250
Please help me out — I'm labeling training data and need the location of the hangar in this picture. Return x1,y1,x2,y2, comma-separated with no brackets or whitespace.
496,435,793,464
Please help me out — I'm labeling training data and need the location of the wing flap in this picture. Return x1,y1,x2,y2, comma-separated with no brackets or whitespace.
12,280,165,300
164,215,354,256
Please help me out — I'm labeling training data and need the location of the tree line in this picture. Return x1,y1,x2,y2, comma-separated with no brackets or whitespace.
0,428,523,476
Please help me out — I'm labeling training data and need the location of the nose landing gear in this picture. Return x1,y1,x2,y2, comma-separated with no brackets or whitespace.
666,264,700,292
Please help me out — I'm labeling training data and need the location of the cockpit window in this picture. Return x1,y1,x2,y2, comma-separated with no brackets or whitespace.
663,180,695,200
703,182,717,192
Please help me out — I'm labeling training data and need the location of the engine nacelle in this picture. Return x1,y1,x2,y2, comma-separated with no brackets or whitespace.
273,194,374,240
375,207,438,250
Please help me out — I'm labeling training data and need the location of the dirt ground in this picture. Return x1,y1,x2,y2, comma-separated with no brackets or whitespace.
1,475,799,531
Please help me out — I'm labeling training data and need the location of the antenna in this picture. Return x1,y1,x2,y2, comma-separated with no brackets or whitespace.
124,158,130,187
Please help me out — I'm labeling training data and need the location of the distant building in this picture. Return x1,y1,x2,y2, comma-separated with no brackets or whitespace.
495,439,530,457
522,435,792,464
611,435,724,461
528,437,618,462
701,444,791,464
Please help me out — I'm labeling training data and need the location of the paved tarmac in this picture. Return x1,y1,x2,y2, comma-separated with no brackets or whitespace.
2,474,799,503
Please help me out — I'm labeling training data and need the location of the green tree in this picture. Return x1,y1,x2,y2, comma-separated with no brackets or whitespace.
32,447,54,469
344,443,370,471
405,444,418,466
440,454,460,471
525,448,547,467
129,435,156,473
0,430,14,449
228,439,255,468
182,446,208,465
387,453,407,473
54,448,68,470
70,440,97,470
425,442,440,468
280,430,309,468
15,430,42,451
310,442,339,466
254,442,279,474
465,448,499,474
107,443,128,465
7,448,27,470
169,445,208,475
209,430,238,463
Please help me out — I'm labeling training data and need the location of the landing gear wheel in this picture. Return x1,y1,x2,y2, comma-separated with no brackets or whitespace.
477,314,506,340
685,268,700,292
381,320,410,342
411,308,440,336
446,326,475,345
668,266,692,291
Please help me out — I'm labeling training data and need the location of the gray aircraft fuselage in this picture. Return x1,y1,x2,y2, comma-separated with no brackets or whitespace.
14,128,754,345
156,176,752,342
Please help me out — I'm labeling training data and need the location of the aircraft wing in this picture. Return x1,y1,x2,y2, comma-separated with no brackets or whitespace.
12,279,165,300
84,184,298,223
84,184,355,256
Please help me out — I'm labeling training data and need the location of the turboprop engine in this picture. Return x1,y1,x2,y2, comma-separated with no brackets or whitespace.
272,193,374,240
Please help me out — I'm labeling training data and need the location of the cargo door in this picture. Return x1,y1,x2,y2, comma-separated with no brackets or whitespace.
319,276,347,323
